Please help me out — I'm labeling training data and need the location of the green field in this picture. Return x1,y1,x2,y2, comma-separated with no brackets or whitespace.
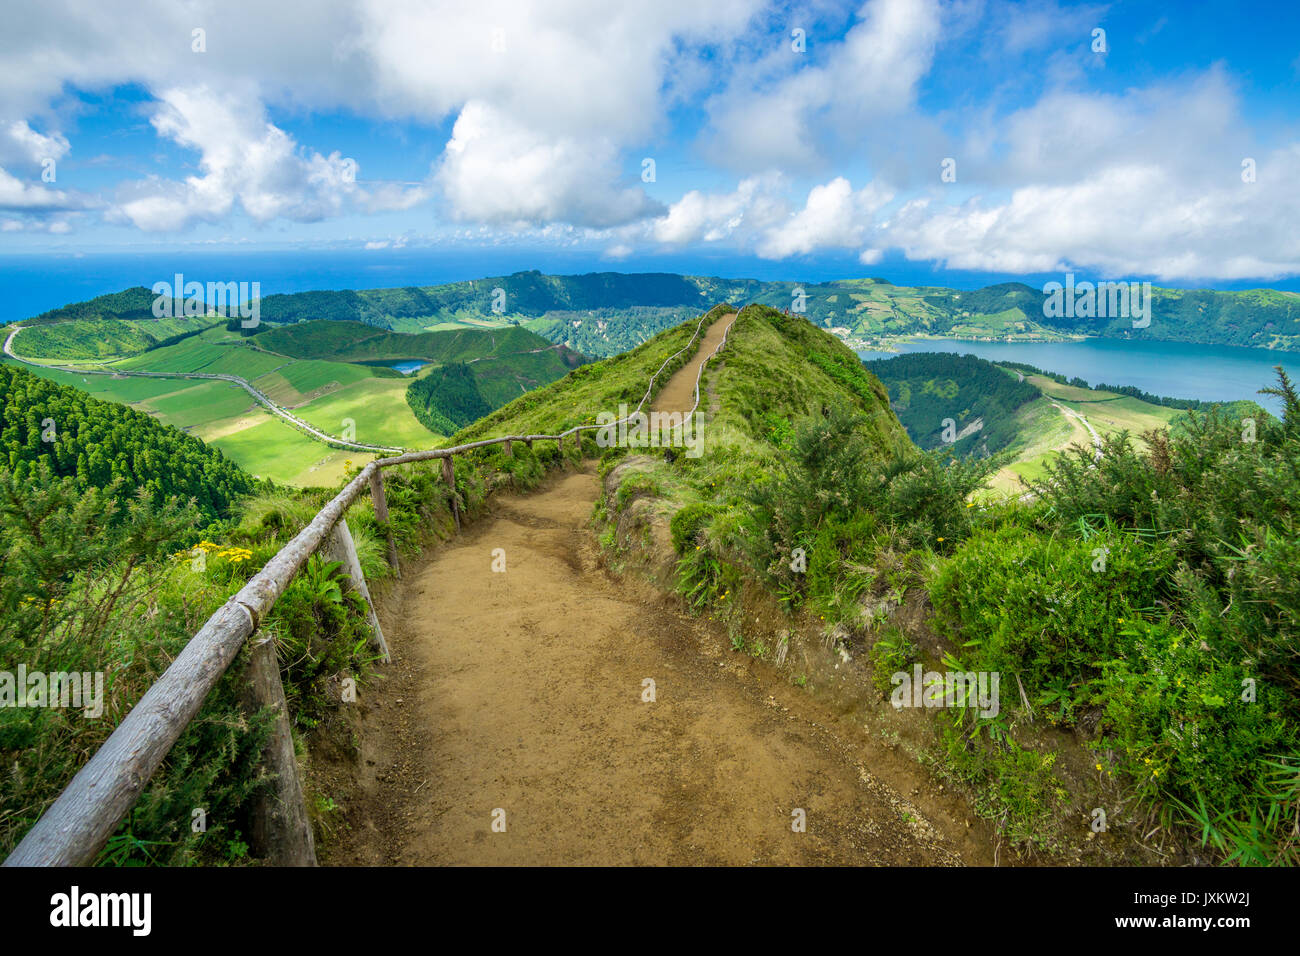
8,309,587,483
5,321,440,485
294,376,440,450
983,370,1184,496
251,358,378,406
203,417,371,486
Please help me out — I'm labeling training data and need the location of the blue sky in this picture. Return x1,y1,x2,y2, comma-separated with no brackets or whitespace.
2,0,1298,287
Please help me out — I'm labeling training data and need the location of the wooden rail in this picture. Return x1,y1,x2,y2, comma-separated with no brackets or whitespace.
3,304,737,867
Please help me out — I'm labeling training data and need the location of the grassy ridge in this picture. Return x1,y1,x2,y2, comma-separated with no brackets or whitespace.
14,316,222,360
255,319,575,364
568,305,1300,864
453,304,736,442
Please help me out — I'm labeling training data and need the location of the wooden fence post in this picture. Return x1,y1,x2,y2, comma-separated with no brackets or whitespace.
369,468,400,576
441,454,460,532
503,439,512,456
241,636,317,866
324,518,392,663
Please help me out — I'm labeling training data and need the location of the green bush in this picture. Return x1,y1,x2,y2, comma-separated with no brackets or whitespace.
1095,616,1296,817
1030,369,1300,699
670,502,719,555
744,405,995,608
929,522,1177,722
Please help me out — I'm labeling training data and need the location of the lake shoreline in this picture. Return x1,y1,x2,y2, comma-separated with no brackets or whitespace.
857,335,1299,412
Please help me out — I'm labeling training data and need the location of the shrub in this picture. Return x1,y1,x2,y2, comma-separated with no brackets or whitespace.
1095,616,1296,823
929,522,1176,722
745,405,996,609
670,502,719,555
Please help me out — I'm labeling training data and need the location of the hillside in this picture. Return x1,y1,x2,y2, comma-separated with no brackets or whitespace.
863,350,1280,496
455,302,904,450
254,319,584,366
464,303,1300,865
3,319,589,484
212,272,1300,354
0,363,255,523
863,351,1040,456
252,319,590,439
17,274,1300,363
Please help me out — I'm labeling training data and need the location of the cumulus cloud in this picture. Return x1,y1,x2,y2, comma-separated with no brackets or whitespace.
705,0,942,172
108,86,424,231
353,0,762,225
757,177,892,258
615,173,894,263
0,166,82,211
436,101,662,229
868,68,1299,280
877,153,1300,280
651,174,786,245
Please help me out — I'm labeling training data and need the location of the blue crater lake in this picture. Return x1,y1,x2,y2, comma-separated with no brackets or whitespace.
858,337,1300,414
388,360,428,375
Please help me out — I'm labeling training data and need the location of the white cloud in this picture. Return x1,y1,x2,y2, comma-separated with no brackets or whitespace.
865,68,1300,280
756,177,893,258
706,0,942,171
0,167,76,210
877,153,1300,280
354,0,762,225
995,0,1109,55
108,86,424,231
436,101,662,228
652,174,786,245
2,121,69,167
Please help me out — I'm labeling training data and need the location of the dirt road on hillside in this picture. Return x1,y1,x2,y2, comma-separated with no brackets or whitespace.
651,312,735,415
330,312,986,865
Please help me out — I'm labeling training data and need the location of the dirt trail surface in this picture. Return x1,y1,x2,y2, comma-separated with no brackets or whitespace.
332,313,990,865
651,311,735,415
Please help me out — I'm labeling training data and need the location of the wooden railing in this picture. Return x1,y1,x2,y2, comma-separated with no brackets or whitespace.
3,304,737,867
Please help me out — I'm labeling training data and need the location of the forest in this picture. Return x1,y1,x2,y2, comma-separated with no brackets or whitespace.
863,351,1040,455
0,365,255,526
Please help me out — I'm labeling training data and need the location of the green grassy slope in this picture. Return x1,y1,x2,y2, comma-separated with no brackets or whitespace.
18,274,1300,361
254,319,579,364
13,316,223,359
561,306,1300,865
863,351,1041,455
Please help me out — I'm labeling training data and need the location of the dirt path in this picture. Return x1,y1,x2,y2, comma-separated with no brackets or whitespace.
330,311,989,866
651,311,735,415
334,464,985,865
1051,401,1103,461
